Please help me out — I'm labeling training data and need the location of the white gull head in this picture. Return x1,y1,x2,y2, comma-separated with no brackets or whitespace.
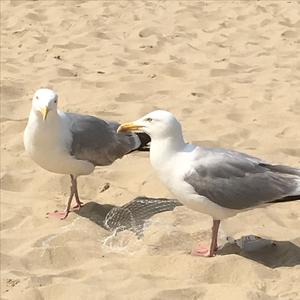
118,110,188,169
32,88,58,120
120,110,183,140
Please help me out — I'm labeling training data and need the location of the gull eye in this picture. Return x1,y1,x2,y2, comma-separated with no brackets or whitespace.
145,117,153,122
36,96,39,100
54,100,57,104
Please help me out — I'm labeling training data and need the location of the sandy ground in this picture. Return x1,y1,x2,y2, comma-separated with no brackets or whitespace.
1,0,300,299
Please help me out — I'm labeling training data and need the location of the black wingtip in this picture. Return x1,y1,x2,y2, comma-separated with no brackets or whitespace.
136,132,151,152
269,195,300,204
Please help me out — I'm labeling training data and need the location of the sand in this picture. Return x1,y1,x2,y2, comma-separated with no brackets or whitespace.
1,0,300,299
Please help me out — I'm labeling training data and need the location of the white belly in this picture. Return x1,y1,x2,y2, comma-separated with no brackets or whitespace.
155,152,240,220
160,170,238,219
24,116,94,176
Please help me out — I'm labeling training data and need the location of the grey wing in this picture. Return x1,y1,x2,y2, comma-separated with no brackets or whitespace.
66,113,141,166
184,147,300,209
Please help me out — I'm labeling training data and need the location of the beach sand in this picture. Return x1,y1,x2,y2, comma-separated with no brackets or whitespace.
1,0,300,299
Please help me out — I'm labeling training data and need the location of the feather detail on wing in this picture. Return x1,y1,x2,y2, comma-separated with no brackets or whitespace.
184,147,300,209
65,113,148,166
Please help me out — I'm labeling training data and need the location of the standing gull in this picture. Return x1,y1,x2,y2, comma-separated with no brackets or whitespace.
118,110,300,257
24,88,150,219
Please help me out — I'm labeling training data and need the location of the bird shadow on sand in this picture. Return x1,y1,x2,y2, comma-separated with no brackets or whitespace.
217,239,300,268
75,197,182,238
75,198,300,268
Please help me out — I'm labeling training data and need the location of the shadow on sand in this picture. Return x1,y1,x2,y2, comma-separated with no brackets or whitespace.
75,197,300,268
75,197,182,237
218,239,300,268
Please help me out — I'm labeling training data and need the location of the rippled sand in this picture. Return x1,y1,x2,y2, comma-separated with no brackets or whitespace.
1,1,300,299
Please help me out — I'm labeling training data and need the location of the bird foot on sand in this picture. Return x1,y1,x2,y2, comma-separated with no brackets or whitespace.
191,245,216,257
46,203,83,219
72,202,84,210
46,210,70,220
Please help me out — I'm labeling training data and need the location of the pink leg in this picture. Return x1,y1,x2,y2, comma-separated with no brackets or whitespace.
192,220,221,257
72,177,84,209
46,175,80,219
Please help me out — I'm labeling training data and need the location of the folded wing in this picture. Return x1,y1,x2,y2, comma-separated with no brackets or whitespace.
66,112,146,166
184,147,300,210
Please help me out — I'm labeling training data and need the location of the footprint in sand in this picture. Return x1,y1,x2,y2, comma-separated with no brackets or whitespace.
153,288,206,300
161,63,185,78
139,27,158,38
210,68,236,77
0,213,31,232
1,83,24,101
33,34,48,43
0,173,32,193
289,100,300,113
181,107,193,115
1,120,26,136
25,12,46,22
280,148,300,157
57,68,77,77
281,30,299,39
113,58,127,67
91,31,110,39
9,0,25,7
148,230,193,255
226,112,244,122
115,93,141,102
28,53,47,63
157,90,170,95
54,42,87,49
218,129,250,147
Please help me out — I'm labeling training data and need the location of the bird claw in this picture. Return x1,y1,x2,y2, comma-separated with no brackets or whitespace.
191,245,217,257
46,202,84,219
72,202,84,210
46,200,84,220
46,210,70,220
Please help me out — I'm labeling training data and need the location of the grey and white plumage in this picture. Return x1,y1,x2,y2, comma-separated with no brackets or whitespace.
184,147,300,211
24,88,150,218
118,110,300,256
68,112,146,167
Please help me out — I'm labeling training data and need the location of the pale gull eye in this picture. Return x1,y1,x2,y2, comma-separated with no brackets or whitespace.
36,96,39,100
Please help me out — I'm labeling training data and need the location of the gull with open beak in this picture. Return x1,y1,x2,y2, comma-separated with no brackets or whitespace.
24,88,150,219
118,110,300,257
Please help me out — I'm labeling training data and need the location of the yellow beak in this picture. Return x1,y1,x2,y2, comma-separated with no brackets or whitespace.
40,106,49,120
117,122,143,133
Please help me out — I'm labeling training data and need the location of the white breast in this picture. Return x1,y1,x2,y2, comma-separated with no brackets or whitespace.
152,144,239,220
24,111,94,176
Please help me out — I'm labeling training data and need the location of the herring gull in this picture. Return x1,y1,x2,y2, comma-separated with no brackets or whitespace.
24,88,150,219
118,110,300,257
